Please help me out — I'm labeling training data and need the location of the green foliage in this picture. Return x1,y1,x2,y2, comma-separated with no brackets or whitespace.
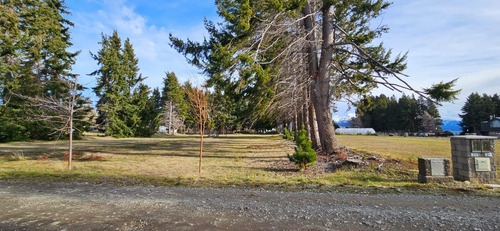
0,112,27,142
283,127,293,140
288,125,317,170
211,90,237,133
424,78,460,103
161,72,188,122
459,93,499,134
0,0,89,142
91,31,158,137
356,94,442,133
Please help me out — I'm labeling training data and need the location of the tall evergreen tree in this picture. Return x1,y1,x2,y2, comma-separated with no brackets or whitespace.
160,72,187,134
0,0,88,142
171,0,458,154
161,72,186,114
91,30,144,137
134,84,161,137
492,94,500,117
459,93,496,133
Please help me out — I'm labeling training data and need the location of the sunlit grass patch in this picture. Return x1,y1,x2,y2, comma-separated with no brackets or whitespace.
0,134,498,195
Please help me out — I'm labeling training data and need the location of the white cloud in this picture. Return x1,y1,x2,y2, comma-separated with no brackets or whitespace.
68,0,212,103
363,0,500,119
69,1,499,120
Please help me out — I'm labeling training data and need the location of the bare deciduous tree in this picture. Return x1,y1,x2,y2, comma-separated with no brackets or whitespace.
185,86,212,177
16,76,90,170
418,111,439,133
161,101,184,135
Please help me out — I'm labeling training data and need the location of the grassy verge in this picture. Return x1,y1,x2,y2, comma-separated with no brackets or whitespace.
0,134,498,196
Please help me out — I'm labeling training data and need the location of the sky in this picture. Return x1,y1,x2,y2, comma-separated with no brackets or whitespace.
66,0,500,121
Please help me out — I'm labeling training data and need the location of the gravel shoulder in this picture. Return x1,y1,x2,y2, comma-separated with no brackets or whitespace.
0,180,499,231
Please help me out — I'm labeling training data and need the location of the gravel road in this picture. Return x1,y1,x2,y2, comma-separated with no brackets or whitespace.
0,181,499,231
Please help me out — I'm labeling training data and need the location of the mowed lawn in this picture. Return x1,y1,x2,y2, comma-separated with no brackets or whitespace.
0,134,498,188
337,135,500,166
0,134,298,186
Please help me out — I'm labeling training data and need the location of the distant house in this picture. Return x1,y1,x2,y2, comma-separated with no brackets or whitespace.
480,116,500,136
336,128,376,135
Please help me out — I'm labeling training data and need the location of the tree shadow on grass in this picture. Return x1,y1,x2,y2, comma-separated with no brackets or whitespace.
223,165,299,173
0,136,287,161
206,135,280,140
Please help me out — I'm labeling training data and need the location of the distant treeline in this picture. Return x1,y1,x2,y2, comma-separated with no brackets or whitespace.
459,93,500,134
351,94,442,133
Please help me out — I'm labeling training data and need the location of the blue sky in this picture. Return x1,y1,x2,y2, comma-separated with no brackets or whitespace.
66,0,500,120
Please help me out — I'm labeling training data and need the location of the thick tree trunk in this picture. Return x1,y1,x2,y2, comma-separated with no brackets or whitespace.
303,88,311,141
308,93,321,149
302,1,339,154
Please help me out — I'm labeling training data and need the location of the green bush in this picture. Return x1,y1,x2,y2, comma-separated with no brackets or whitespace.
0,120,28,143
283,127,293,140
288,125,317,170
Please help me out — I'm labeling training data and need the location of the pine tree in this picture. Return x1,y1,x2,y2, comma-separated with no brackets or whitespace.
459,93,496,133
1,0,88,141
91,30,144,137
134,85,160,137
288,125,317,170
283,127,293,141
160,72,188,134
172,0,458,154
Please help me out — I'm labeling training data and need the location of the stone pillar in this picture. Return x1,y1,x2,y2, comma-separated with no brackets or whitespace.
417,158,453,183
450,135,497,184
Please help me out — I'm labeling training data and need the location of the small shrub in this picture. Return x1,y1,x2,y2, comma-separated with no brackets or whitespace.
288,125,317,170
283,127,293,141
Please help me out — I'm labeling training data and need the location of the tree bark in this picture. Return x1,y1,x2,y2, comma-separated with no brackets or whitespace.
303,87,311,141
308,90,321,149
68,76,78,170
302,1,339,154
199,112,203,177
169,101,173,135
68,107,73,171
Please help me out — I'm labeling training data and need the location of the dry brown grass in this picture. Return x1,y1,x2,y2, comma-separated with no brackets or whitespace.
0,134,299,185
337,135,500,166
0,134,498,193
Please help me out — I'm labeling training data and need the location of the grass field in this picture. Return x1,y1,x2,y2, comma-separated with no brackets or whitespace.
0,134,498,193
337,135,500,166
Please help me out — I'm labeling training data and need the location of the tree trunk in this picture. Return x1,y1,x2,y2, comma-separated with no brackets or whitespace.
303,88,311,141
68,76,77,171
293,109,298,138
314,1,339,154
199,117,203,177
68,109,73,171
302,1,339,154
169,101,173,135
309,91,321,149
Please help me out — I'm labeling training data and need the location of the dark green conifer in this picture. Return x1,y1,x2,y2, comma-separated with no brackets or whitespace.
288,125,317,170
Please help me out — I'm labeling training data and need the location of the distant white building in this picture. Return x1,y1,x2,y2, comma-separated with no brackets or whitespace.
158,126,168,133
336,128,376,135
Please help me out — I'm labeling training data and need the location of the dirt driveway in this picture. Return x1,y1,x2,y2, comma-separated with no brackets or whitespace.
0,181,499,230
